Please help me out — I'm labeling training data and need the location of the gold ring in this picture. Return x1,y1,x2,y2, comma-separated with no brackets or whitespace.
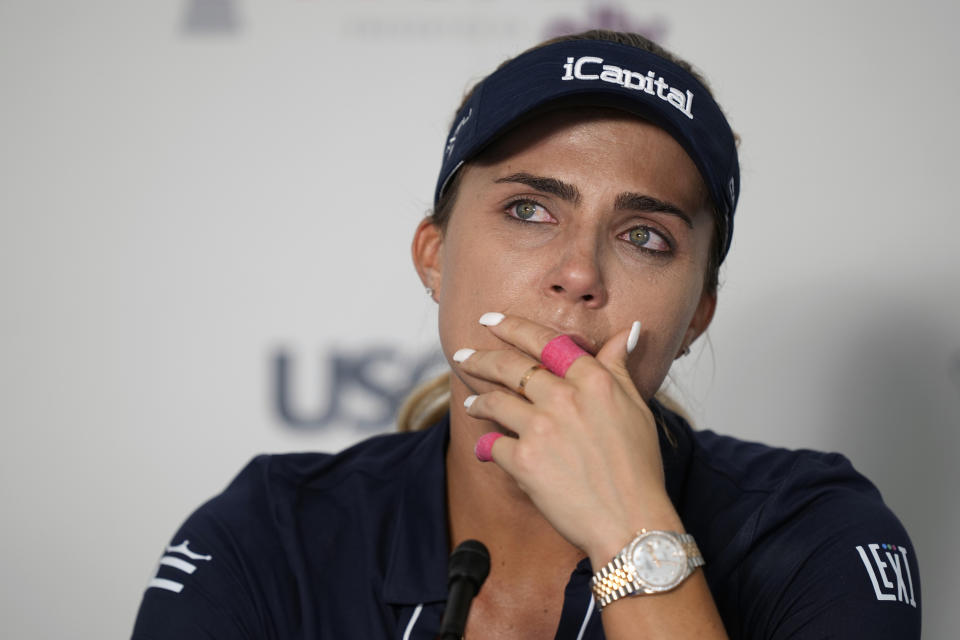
516,364,543,398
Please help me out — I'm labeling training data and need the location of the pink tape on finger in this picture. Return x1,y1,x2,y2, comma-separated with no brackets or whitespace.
540,334,588,378
474,432,504,462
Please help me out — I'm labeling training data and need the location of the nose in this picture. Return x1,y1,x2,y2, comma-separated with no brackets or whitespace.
541,237,607,308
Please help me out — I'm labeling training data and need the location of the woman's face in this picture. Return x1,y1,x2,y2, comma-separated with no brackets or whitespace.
414,109,716,400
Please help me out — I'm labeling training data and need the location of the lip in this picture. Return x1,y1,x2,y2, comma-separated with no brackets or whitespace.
555,331,599,357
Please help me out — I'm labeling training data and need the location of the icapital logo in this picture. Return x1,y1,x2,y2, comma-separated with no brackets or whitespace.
561,56,695,120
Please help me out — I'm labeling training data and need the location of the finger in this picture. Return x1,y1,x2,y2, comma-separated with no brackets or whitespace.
478,312,563,360
454,346,541,392
464,389,538,435
454,347,558,400
487,430,519,477
478,312,599,378
594,320,642,393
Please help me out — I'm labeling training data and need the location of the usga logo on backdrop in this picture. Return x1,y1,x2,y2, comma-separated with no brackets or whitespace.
561,56,695,120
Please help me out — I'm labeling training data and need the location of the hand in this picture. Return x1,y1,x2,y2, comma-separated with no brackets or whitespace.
455,313,683,561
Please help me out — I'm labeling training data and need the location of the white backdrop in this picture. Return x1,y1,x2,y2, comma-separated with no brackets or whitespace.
1,1,957,638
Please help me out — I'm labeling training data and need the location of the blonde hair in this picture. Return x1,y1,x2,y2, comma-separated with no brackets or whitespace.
396,373,451,433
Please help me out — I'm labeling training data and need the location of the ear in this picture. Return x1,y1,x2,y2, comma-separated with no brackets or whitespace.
679,290,716,355
411,217,444,298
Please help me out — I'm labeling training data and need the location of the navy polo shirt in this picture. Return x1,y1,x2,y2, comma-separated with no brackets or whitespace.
132,403,921,638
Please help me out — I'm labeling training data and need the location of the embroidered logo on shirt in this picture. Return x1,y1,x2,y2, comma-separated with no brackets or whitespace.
146,539,213,594
855,543,917,607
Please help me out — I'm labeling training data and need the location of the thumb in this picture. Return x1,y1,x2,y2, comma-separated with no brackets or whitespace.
594,320,642,389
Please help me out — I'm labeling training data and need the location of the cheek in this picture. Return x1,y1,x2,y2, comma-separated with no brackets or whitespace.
433,220,527,357
626,316,685,400
621,274,706,399
435,244,479,358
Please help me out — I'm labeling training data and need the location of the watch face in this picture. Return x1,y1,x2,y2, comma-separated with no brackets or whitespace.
628,531,687,592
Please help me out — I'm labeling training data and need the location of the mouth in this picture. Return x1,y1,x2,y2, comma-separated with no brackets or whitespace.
559,332,600,357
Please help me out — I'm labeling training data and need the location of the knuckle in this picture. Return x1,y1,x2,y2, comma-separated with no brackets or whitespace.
512,442,537,472
550,383,577,406
486,390,509,410
580,366,614,395
491,352,514,379
528,414,553,437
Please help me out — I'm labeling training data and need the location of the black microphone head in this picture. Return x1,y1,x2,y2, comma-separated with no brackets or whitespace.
448,539,491,589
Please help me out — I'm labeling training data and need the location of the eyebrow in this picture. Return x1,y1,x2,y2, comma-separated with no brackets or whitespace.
494,172,693,228
614,193,693,228
494,172,581,204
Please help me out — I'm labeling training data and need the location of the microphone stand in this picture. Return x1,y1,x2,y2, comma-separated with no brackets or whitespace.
439,540,490,640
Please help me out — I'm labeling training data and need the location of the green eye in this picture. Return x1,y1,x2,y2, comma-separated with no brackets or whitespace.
619,225,672,254
514,202,538,220
628,227,650,247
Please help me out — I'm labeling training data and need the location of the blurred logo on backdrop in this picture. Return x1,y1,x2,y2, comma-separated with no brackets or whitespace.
543,5,667,41
177,2,670,47
272,347,447,432
180,0,241,35
178,0,667,40
339,2,667,42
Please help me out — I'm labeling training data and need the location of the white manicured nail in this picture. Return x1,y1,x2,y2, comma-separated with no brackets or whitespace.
626,320,642,354
453,348,476,363
478,312,505,326
464,395,477,408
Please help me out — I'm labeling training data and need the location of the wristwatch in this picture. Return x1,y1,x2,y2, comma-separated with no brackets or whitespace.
591,529,704,609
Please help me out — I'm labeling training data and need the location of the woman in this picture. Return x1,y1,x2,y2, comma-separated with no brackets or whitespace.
133,31,920,639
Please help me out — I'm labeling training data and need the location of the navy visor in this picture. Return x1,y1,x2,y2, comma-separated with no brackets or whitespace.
435,39,740,260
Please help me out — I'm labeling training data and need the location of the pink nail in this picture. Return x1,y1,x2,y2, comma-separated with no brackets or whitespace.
474,432,503,462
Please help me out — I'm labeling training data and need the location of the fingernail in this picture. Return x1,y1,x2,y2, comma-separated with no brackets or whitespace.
478,312,505,326
464,395,477,408
626,320,642,354
474,432,503,462
453,348,476,363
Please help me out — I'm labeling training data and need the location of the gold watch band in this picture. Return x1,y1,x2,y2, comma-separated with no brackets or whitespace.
590,531,704,610
591,555,638,608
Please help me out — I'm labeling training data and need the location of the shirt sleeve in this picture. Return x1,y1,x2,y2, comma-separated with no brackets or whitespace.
131,457,292,640
739,461,922,640
131,509,258,638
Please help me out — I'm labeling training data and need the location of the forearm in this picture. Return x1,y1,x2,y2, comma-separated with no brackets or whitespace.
597,571,728,640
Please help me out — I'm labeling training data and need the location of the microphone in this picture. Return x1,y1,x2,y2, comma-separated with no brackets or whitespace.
439,539,490,640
